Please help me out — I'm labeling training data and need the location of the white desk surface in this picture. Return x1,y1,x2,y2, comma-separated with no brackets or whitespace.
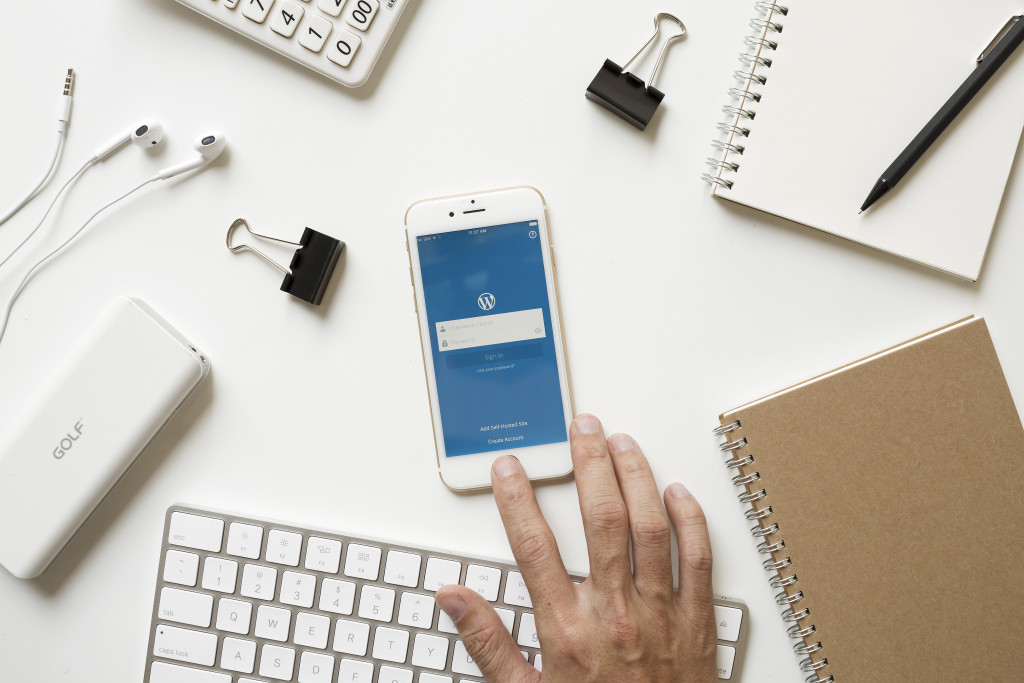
2,2,1023,681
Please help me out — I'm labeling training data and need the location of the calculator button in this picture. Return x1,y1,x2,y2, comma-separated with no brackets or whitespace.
227,522,264,560
327,30,362,68
299,15,333,53
345,0,378,31
270,1,305,38
241,0,275,23
465,564,501,601
716,644,737,679
266,529,302,566
317,0,346,17
163,549,200,586
714,604,743,642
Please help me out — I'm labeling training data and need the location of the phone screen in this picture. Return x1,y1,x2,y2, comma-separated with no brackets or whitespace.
416,220,568,457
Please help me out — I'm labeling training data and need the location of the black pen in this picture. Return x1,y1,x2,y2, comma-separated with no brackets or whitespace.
860,16,1024,213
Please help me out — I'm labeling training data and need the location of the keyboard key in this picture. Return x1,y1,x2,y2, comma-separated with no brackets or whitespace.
516,613,538,648
465,565,501,601
259,644,296,680
345,0,378,31
298,651,335,683
201,557,238,593
333,618,370,656
358,584,396,621
280,570,317,607
326,30,361,68
150,661,230,683
305,536,342,573
266,529,302,566
319,578,356,614
168,512,223,552
255,605,292,641
163,549,200,586
494,607,514,634
216,598,253,634
714,604,743,642
294,612,331,649
227,523,264,560
299,15,333,53
436,608,458,634
344,543,381,580
398,592,435,628
412,633,450,670
223,0,241,7
535,653,543,671
451,640,481,677
418,675,453,683
338,658,373,682
317,0,346,17
242,0,274,24
380,665,414,683
153,624,218,666
385,550,422,587
240,563,278,599
716,644,737,679
423,557,461,591
270,2,305,38
158,587,213,628
220,637,257,673
502,571,531,607
372,626,410,663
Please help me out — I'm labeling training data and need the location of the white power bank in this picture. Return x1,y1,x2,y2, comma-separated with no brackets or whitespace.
0,297,210,579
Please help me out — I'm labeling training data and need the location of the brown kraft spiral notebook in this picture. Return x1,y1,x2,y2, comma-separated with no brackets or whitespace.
714,316,1024,682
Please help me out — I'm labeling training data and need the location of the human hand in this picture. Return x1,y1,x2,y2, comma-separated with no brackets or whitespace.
435,413,717,682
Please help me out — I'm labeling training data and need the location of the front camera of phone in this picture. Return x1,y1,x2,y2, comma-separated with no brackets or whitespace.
449,212,455,217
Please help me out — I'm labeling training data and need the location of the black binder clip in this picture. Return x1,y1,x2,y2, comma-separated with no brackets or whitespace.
586,13,687,130
227,218,344,305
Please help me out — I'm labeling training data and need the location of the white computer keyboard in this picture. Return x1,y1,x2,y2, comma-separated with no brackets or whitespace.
170,0,412,87
144,505,750,682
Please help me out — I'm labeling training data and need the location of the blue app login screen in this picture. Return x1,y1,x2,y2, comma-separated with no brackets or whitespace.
417,220,567,457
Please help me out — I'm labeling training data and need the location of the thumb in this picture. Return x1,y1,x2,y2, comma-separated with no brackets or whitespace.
436,585,536,682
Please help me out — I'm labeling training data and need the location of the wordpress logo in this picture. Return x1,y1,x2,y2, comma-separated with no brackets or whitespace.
477,293,496,310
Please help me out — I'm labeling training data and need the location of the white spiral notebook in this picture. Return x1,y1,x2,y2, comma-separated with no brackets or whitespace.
704,1,1024,281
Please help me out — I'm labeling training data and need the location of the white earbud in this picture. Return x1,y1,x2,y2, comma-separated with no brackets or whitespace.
155,132,227,180
93,120,165,161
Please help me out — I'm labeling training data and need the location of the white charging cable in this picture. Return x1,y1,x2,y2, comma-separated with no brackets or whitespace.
0,69,74,228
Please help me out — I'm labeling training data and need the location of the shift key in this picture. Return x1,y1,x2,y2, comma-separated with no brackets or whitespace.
153,624,218,666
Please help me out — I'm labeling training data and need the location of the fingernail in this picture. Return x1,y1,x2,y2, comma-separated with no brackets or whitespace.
668,482,691,499
573,413,602,434
607,433,636,453
437,592,467,622
492,455,520,480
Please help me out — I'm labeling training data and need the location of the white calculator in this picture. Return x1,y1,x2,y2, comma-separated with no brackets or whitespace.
170,0,413,87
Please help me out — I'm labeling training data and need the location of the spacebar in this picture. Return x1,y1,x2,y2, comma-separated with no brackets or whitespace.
151,661,231,683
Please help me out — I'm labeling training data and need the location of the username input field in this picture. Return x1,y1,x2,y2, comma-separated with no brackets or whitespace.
436,308,546,351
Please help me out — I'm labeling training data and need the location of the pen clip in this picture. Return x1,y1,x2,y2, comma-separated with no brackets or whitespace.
978,16,1021,63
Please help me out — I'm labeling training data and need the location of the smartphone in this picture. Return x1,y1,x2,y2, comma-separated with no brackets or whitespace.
405,187,574,491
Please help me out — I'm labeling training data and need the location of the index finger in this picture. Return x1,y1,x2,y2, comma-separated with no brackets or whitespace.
491,455,576,620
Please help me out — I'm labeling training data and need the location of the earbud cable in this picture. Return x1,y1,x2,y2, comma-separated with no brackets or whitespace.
0,131,67,228
0,157,97,272
0,176,157,346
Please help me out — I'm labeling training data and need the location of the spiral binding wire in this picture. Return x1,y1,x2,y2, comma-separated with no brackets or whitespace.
714,417,832,681
701,1,788,191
